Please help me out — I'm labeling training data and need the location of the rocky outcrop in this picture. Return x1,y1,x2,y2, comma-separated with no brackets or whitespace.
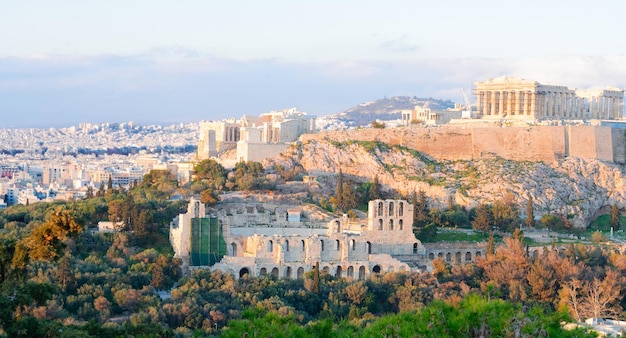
266,134,626,228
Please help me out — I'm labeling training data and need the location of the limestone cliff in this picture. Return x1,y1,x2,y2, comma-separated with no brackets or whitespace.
266,134,626,228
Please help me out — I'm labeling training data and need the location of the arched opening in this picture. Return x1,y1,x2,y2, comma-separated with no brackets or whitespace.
351,239,356,250
399,219,403,230
286,267,292,278
335,266,342,278
378,219,383,230
260,268,267,276
271,267,279,278
438,252,443,258
336,240,340,251
465,252,472,261
389,219,394,231
297,267,304,278
378,202,383,217
372,265,381,274
358,266,366,280
229,242,237,256
399,202,404,216
428,253,435,259
301,240,306,252
268,240,273,252
322,266,330,275
389,202,394,216
446,253,451,262
455,252,461,262
320,240,325,252
285,240,289,252
413,243,418,254
399,266,406,272
335,220,341,233
239,268,250,278
347,266,354,279
476,251,482,258
366,241,372,254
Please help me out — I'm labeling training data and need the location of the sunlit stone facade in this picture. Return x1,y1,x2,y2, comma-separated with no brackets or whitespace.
475,77,624,121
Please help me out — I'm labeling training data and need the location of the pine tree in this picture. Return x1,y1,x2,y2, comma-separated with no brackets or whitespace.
487,232,495,256
335,169,343,210
610,203,621,231
313,262,320,294
525,196,535,229
368,175,381,201
472,204,492,235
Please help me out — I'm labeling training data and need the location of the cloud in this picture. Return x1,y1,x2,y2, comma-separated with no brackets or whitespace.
378,35,420,53
1,53,625,128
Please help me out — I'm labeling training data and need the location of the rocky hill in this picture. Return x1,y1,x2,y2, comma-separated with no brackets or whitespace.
265,130,626,228
316,96,455,130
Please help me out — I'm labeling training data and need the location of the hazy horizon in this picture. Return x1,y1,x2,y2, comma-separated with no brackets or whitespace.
2,1,626,128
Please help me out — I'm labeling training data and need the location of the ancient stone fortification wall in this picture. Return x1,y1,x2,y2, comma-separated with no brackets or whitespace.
301,125,622,163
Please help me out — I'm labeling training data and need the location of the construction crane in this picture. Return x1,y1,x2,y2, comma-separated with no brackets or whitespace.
461,88,473,119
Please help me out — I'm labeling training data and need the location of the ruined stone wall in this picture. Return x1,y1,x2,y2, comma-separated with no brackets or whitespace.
302,125,623,163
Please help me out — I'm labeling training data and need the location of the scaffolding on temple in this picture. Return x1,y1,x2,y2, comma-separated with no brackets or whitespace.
190,217,226,266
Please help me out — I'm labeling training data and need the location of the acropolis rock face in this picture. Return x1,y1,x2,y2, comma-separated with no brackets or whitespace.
267,126,626,228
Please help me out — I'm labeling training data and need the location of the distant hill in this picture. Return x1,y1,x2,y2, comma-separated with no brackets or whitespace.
317,96,456,130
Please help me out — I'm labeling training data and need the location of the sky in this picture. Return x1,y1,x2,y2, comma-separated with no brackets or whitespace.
2,0,626,128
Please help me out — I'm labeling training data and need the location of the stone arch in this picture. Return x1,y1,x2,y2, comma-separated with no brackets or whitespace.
286,266,292,278
239,268,250,278
476,251,482,258
336,239,340,251
389,202,394,216
399,202,404,216
438,252,443,259
260,267,267,276
465,252,472,261
268,240,273,252
229,242,237,256
428,252,435,260
455,252,461,262
271,267,279,278
446,252,451,262
347,266,354,279
388,266,395,272
372,265,381,274
366,241,372,254
358,266,366,280
335,266,343,278
399,219,403,230
378,202,383,216
413,243,418,254
297,267,304,278
389,219,394,231
399,265,406,272
322,266,330,275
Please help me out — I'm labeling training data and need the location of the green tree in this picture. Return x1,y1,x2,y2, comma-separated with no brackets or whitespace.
610,203,621,231
413,190,430,228
368,175,382,201
526,196,535,229
335,169,343,210
193,159,227,190
472,204,492,234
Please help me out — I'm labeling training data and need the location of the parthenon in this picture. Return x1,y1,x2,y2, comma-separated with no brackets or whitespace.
474,77,624,121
